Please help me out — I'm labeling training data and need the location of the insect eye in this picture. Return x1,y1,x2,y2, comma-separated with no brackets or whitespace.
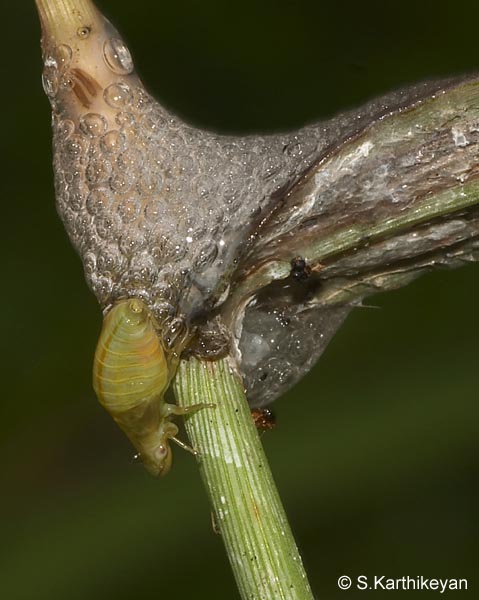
156,445,168,458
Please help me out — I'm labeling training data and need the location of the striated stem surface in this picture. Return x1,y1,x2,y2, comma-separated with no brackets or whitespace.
173,357,314,600
35,0,99,38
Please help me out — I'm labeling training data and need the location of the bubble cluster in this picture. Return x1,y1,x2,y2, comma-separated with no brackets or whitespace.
238,293,351,407
40,43,74,109
43,16,366,407
51,71,326,328
40,7,472,409
42,66,58,98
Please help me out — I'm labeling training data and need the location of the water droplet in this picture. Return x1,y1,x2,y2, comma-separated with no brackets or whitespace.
120,271,150,289
119,233,145,257
73,213,90,239
42,67,58,98
79,113,108,137
132,89,153,112
104,82,133,108
156,236,186,262
175,155,194,177
191,173,210,198
288,336,305,360
116,149,143,171
139,170,164,195
152,301,176,323
263,154,283,179
100,130,126,154
109,170,135,193
161,268,189,296
153,146,171,169
164,317,188,349
60,75,75,91
103,37,134,75
151,280,175,301
143,199,161,220
284,140,302,157
115,111,135,129
68,191,85,211
86,158,112,185
93,275,113,302
56,119,75,141
141,115,161,134
83,252,97,275
62,207,76,235
126,265,155,287
174,242,188,260
57,44,73,67
86,190,112,216
116,197,140,223
95,216,119,240
44,55,58,69
97,250,119,273
193,242,218,271
64,135,89,160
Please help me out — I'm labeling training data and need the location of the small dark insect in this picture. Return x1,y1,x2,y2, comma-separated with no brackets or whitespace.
290,256,312,282
251,408,276,431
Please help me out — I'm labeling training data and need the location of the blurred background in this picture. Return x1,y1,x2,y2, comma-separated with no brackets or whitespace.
1,0,478,598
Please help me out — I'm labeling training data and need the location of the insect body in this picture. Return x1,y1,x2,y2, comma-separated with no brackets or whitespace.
251,408,276,431
93,298,212,476
290,256,312,282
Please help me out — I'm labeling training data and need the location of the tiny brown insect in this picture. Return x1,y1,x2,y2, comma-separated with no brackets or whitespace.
251,408,276,431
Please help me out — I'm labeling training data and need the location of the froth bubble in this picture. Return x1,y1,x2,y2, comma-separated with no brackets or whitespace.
56,119,75,141
103,38,134,75
42,67,58,98
100,130,126,154
57,44,73,67
79,113,108,137
86,190,111,216
104,83,133,109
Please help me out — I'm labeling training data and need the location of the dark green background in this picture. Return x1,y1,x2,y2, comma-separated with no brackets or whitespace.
1,1,478,598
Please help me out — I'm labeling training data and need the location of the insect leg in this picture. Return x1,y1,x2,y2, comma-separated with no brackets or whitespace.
170,436,198,456
163,402,216,417
161,420,198,456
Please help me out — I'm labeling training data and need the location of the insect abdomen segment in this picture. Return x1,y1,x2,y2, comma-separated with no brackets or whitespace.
93,298,171,475
93,301,168,412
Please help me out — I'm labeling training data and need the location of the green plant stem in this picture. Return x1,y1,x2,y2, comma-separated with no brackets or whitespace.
173,356,314,600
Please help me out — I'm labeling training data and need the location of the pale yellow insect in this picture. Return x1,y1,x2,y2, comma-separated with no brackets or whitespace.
93,298,211,476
